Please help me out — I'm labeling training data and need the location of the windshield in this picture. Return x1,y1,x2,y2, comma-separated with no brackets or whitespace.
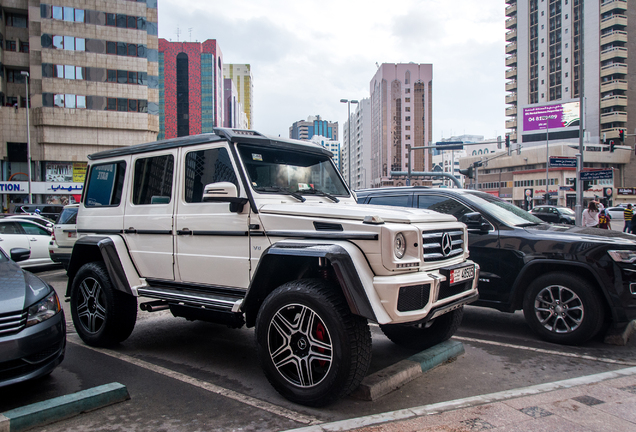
462,191,545,226
238,144,350,196
558,207,575,215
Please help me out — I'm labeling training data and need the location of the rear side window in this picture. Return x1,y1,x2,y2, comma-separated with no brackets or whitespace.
19,222,50,236
132,154,174,205
367,195,410,207
57,207,78,224
85,162,126,207
184,148,238,203
417,195,473,220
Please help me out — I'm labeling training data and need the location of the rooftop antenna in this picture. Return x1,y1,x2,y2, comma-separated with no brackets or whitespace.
189,28,193,42
176,27,181,42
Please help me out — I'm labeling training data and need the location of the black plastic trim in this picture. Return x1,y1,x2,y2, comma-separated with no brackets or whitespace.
227,141,258,214
77,229,123,234
88,134,223,160
265,231,378,241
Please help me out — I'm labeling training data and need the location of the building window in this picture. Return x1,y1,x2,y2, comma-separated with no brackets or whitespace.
405,135,411,140
405,98,410,103
405,107,410,112
5,13,27,28
5,40,16,51
405,116,411,121
19,41,29,53
405,88,410,94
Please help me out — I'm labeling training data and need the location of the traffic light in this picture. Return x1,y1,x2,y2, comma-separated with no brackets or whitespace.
459,166,474,179
610,140,616,152
544,193,550,202
505,134,510,148
619,129,625,143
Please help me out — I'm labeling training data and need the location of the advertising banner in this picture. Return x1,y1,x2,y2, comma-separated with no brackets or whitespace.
523,101,580,132
618,188,635,195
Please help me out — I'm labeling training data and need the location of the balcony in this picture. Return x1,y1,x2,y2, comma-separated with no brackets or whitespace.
600,111,627,124
601,30,628,44
506,80,517,91
505,67,517,79
601,0,627,15
505,55,517,67
505,42,517,54
505,16,517,29
600,62,628,77
505,3,517,16
506,119,518,129
510,132,518,142
600,127,622,139
600,14,628,31
600,46,628,62
601,79,628,92
506,93,517,104
505,29,517,41
506,106,517,116
600,95,628,108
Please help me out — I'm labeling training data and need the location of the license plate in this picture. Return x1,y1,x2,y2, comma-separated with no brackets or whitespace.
450,265,474,285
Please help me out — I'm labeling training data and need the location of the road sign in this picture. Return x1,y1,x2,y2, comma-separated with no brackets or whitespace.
435,141,464,151
549,156,577,168
579,169,613,181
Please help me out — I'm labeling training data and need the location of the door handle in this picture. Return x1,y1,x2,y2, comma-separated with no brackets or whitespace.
30,238,37,241
124,228,137,234
177,228,192,235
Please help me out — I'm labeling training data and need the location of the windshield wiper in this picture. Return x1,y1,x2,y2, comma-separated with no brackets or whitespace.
517,222,543,227
299,189,340,203
253,186,306,202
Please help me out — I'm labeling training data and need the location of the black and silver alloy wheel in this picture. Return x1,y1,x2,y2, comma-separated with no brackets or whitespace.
76,276,107,334
533,284,583,334
268,303,333,388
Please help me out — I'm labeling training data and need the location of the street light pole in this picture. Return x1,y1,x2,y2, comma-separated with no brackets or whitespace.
20,71,32,204
340,99,358,187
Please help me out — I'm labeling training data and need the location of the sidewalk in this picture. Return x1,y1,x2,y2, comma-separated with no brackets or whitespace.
286,367,636,432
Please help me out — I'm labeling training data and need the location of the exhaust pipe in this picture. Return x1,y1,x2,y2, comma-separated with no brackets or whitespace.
140,300,170,312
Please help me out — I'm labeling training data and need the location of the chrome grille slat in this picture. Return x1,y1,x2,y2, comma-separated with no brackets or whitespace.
421,229,465,262
0,311,27,335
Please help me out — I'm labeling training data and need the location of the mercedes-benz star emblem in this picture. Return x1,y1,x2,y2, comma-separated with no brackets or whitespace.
441,233,452,257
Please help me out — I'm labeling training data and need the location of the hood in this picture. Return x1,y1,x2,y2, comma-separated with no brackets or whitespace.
525,223,636,246
0,260,52,314
258,202,457,224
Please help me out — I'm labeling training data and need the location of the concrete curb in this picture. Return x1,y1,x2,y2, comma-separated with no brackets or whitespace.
0,382,129,432
604,320,636,346
351,340,465,401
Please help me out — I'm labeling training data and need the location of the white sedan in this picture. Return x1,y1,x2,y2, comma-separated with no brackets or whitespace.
0,219,56,267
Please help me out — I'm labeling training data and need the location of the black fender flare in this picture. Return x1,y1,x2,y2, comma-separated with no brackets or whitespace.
65,235,132,297
243,242,376,327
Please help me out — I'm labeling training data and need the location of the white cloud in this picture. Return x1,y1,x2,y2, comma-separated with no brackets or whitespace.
158,0,507,141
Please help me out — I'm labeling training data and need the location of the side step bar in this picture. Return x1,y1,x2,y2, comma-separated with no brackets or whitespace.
137,285,245,312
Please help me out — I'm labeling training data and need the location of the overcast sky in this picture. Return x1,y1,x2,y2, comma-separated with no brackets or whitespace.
158,0,507,142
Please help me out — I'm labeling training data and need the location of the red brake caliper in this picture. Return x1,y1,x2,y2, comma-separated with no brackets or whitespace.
316,322,327,366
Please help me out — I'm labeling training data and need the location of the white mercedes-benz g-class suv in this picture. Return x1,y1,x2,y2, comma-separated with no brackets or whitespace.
66,128,479,406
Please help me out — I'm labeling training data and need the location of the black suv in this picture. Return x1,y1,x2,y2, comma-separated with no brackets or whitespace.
357,186,636,345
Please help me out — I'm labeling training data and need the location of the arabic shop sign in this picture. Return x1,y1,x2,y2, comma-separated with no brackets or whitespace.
0,182,84,194
46,162,87,183
47,184,83,193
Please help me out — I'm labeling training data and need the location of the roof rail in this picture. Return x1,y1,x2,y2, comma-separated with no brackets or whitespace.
213,128,267,141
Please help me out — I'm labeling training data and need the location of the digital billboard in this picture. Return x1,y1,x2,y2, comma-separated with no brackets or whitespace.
523,101,580,132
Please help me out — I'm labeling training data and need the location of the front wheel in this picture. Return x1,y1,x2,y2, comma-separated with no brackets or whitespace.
522,273,604,345
70,262,138,347
380,307,464,351
255,279,371,407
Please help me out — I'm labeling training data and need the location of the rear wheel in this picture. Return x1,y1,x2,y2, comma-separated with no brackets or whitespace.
70,262,137,347
380,307,464,351
255,279,371,407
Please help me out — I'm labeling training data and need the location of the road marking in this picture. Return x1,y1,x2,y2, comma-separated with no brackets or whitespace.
454,335,636,366
67,335,322,426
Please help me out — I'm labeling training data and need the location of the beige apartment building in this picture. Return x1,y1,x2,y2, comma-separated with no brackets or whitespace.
0,0,159,210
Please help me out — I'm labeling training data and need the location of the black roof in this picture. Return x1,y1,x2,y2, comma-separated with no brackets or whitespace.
88,128,333,160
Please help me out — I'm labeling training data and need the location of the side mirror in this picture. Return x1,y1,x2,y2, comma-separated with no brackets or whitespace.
10,248,31,263
459,212,490,232
202,182,249,213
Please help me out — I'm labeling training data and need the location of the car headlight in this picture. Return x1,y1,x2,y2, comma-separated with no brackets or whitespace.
608,250,636,264
394,232,406,259
26,291,61,327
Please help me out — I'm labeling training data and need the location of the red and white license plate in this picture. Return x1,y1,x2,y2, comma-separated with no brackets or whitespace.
450,265,474,285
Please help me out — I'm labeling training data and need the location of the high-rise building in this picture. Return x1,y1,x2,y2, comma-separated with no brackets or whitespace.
309,135,341,170
158,39,224,140
505,0,634,147
289,116,338,141
370,63,433,188
342,98,372,190
223,64,253,129
0,0,159,210
223,78,247,129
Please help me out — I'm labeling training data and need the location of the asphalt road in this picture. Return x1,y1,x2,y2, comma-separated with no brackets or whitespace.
3,265,636,431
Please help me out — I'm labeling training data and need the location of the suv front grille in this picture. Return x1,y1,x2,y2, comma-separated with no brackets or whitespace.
421,229,464,262
0,310,27,336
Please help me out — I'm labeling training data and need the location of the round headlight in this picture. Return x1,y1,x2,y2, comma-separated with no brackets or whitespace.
394,232,406,259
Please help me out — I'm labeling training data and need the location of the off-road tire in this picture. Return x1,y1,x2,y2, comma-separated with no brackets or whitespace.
70,262,137,347
380,307,464,351
255,279,371,407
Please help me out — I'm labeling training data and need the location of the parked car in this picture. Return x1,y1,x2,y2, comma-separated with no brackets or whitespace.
49,204,79,268
5,214,55,231
606,206,627,231
357,186,636,345
0,247,66,388
529,205,575,225
0,219,57,267
14,204,64,221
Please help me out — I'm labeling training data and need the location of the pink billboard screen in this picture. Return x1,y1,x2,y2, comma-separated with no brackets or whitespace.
523,102,580,132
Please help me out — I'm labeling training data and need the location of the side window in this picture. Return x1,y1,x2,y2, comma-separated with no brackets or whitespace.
84,162,126,207
0,222,23,234
132,155,174,205
184,147,238,203
19,222,50,236
417,195,473,220
367,195,410,207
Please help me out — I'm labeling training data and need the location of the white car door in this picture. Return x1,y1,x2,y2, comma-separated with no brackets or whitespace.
0,221,30,257
16,221,53,265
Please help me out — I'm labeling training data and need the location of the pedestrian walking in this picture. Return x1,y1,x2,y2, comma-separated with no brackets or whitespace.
582,201,599,227
598,208,611,230
624,204,633,233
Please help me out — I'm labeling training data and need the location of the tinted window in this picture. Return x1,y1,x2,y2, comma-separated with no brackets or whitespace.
367,195,410,207
132,155,174,205
184,148,237,203
417,195,473,220
85,162,126,207
0,221,23,234
19,222,49,236
57,207,78,224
